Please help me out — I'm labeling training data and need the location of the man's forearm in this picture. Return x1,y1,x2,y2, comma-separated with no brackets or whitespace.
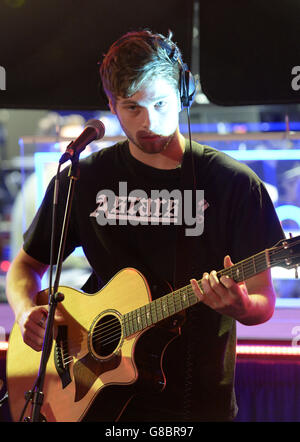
6,262,41,321
6,249,48,322
236,291,275,326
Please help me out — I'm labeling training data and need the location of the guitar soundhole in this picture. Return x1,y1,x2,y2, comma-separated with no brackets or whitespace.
91,314,122,358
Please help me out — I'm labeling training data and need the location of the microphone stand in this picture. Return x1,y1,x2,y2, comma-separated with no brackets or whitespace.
28,152,80,422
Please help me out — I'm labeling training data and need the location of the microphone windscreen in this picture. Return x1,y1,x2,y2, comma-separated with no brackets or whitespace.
85,119,105,139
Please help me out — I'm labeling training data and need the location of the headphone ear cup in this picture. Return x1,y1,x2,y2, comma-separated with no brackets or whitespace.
187,70,196,106
155,36,195,109
180,67,196,109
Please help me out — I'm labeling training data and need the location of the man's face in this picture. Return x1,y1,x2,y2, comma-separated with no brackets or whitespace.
109,77,181,155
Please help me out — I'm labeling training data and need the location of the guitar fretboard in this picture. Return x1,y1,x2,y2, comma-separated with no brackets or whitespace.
122,248,270,338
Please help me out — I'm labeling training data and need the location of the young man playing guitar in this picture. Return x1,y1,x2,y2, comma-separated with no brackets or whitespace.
6,30,285,422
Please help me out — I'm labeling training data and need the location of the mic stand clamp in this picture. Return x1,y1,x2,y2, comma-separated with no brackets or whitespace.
28,154,80,422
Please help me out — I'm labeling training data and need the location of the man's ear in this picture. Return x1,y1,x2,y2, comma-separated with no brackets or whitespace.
108,97,116,115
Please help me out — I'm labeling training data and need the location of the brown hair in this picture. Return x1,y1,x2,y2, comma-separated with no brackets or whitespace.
99,30,182,105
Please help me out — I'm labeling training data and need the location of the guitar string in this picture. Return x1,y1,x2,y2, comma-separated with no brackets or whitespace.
56,244,300,366
58,274,243,368
75,248,283,345
57,238,300,353
88,251,270,341
57,267,276,368
62,254,272,359
58,294,185,361
57,252,271,363
57,257,266,366
90,249,271,341
58,285,200,366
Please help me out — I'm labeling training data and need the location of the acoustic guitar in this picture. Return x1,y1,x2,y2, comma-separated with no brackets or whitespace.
6,235,300,421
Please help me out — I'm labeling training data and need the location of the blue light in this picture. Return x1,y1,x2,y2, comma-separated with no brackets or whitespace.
34,152,61,210
179,121,300,133
276,205,300,229
222,150,300,161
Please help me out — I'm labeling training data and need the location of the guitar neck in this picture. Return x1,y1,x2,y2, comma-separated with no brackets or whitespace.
123,248,273,337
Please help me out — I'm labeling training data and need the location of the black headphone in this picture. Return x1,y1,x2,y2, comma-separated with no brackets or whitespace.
156,37,196,110
100,31,196,110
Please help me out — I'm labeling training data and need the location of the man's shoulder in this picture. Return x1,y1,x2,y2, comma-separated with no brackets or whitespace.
191,140,261,188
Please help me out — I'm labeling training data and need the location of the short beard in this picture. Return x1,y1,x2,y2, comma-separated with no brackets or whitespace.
128,131,176,155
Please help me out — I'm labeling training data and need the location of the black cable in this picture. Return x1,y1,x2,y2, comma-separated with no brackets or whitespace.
182,105,197,421
186,105,196,192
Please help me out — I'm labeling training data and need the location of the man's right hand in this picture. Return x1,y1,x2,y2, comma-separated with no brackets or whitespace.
17,304,65,352
17,305,49,351
6,249,50,351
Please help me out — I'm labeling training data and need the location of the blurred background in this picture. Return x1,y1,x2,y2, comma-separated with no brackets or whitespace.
1,0,300,422
1,0,299,301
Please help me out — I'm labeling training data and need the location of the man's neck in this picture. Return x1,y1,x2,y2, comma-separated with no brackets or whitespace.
129,131,186,170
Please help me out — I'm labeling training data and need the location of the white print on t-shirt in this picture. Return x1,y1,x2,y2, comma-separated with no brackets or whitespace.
90,182,209,237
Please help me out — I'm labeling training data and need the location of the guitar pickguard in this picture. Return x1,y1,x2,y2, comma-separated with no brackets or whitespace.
73,351,121,402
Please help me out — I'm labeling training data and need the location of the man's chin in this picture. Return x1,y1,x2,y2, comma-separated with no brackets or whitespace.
135,135,172,154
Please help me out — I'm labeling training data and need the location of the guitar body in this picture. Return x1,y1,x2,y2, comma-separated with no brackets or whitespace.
6,268,179,422
8,234,300,421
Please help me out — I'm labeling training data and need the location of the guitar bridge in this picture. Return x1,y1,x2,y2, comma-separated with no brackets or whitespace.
54,325,72,389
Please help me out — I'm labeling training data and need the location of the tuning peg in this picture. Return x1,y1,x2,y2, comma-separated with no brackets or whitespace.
289,234,299,278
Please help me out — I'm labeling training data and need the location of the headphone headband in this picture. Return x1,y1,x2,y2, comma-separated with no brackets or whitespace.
156,36,195,110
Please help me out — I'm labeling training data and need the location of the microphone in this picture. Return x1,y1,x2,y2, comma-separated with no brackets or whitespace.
59,119,105,164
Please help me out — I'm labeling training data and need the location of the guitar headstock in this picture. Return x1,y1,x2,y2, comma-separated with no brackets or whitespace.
270,235,300,276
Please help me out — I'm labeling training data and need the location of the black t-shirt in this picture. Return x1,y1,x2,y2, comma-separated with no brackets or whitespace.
23,139,285,421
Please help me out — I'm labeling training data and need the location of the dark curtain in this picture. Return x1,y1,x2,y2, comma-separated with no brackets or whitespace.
235,359,300,422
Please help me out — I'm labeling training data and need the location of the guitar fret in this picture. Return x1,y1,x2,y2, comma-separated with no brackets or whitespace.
123,238,300,340
187,288,198,306
217,251,269,284
167,294,176,316
163,296,170,316
242,262,251,280
122,245,282,338
145,304,152,327
123,314,130,337
134,310,140,332
131,309,138,333
166,296,173,315
123,281,205,338
140,306,148,329
175,290,183,312
156,298,168,320
155,301,164,322
150,302,158,323
241,263,245,280
181,288,191,310
132,310,137,333
252,256,256,275
128,311,134,335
